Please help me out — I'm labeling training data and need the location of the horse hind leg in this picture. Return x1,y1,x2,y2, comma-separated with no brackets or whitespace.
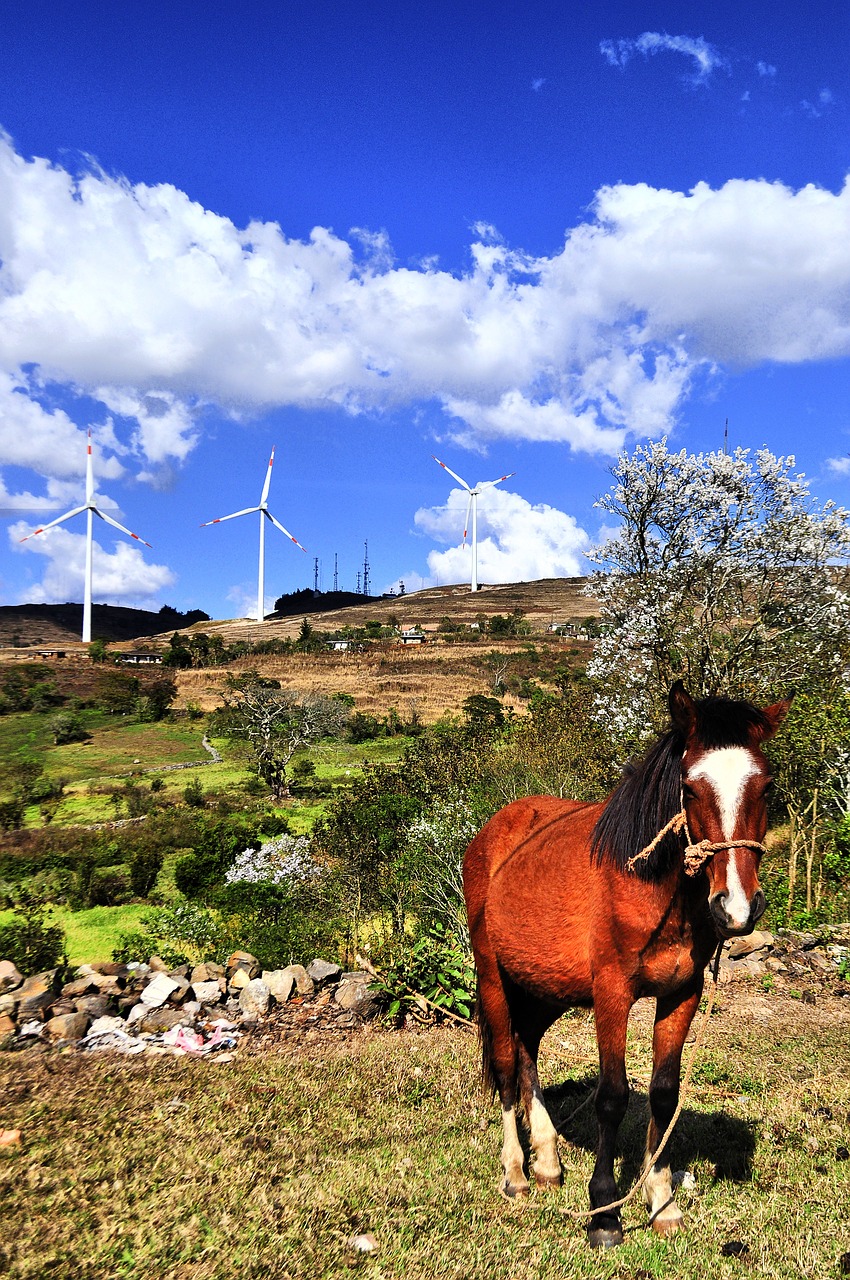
476,970,529,1198
516,1028,561,1188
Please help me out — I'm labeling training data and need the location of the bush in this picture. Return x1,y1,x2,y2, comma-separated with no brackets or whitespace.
371,923,476,1023
88,864,133,907
0,889,66,975
49,711,90,745
183,777,206,808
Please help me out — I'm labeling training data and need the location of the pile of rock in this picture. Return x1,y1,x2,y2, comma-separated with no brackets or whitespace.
0,951,378,1053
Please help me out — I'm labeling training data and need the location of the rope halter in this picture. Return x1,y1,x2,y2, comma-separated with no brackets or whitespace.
626,807,768,877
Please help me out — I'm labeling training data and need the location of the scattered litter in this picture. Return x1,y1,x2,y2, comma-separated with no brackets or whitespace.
672,1170,696,1191
82,1026,147,1055
0,1129,22,1148
18,1021,44,1038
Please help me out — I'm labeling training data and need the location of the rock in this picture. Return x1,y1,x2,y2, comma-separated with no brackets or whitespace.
0,960,23,993
190,963,210,985
138,1007,193,1033
226,951,261,980
204,962,225,981
168,964,190,979
334,975,377,1017
45,1012,90,1041
126,1003,148,1025
283,964,314,997
0,1013,16,1041
0,993,16,1017
148,955,170,972
140,972,180,1008
262,969,295,1004
239,979,270,1018
349,1233,379,1254
62,976,97,998
88,961,129,977
166,977,192,1004
727,931,773,959
191,981,223,1006
16,971,59,1020
307,958,342,986
18,1020,45,1038
228,968,251,992
74,994,112,1019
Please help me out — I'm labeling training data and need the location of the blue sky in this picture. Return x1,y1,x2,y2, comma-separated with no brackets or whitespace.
1,0,849,618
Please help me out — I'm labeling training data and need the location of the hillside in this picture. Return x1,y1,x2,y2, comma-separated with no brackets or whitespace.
0,603,209,648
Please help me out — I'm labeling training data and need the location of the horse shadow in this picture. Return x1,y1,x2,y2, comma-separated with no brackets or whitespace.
542,1075,756,1188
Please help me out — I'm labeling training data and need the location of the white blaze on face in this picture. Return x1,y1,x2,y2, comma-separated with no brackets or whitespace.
688,747,759,926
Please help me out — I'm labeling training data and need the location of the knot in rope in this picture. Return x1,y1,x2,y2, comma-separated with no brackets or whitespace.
627,809,768,876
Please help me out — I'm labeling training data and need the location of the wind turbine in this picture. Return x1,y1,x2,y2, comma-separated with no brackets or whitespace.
201,446,307,623
431,455,515,593
19,430,152,644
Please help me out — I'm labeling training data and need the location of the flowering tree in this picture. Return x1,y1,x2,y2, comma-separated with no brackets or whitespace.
587,441,850,744
224,834,317,886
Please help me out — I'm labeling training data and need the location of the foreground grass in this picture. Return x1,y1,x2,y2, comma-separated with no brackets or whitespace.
1,994,848,1279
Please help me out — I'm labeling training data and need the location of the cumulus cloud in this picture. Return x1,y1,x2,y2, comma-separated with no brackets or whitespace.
757,61,777,77
10,520,174,607
415,485,591,585
600,33,726,82
3,133,850,497
802,88,835,118
826,456,850,476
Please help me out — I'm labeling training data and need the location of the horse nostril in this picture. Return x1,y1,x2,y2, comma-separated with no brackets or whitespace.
751,890,766,923
709,893,728,926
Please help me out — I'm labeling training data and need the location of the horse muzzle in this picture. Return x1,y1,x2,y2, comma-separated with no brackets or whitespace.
709,887,766,938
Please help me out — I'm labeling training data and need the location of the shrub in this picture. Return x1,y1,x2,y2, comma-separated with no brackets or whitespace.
0,889,66,976
49,711,90,745
183,777,206,808
371,923,476,1023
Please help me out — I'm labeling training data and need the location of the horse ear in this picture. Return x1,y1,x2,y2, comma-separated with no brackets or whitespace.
758,695,794,741
669,680,696,735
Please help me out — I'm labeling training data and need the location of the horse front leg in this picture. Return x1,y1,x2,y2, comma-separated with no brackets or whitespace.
642,983,702,1238
588,983,632,1248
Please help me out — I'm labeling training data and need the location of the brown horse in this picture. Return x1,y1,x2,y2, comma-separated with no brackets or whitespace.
463,681,790,1247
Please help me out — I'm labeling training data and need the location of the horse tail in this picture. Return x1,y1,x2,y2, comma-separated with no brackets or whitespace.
475,980,501,1098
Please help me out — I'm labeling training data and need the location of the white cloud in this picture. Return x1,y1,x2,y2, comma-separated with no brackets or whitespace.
531,78,545,92
2,132,850,481
415,485,591,585
757,61,777,77
600,33,726,82
802,88,835,118
10,520,175,607
826,456,850,475
225,582,275,620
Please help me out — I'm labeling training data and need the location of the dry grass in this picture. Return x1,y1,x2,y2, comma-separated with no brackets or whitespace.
171,644,539,721
1,989,848,1279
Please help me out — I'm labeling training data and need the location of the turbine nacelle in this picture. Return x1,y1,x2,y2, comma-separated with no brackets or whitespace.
431,454,515,593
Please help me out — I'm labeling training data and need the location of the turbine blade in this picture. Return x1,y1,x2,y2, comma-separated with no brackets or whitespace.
462,493,473,545
95,508,153,548
18,506,87,541
260,446,276,504
200,506,259,526
478,471,516,491
265,510,307,552
86,429,94,504
432,455,471,491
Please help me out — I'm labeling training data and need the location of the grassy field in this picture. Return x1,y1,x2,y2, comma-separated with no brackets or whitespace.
1,989,848,1279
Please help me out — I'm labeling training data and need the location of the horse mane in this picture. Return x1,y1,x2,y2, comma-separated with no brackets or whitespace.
591,697,773,881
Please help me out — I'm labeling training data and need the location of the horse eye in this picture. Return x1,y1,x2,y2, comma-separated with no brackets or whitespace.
682,783,696,799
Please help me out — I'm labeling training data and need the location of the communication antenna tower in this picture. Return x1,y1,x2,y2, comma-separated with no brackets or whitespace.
313,557,320,593
362,540,370,596
333,553,339,592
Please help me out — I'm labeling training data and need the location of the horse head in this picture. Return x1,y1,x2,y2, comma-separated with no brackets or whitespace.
670,681,792,938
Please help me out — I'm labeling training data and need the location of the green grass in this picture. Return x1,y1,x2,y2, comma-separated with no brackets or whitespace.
0,903,147,966
1,999,848,1278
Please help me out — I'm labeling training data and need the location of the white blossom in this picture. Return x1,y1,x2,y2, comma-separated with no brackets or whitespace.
225,835,317,886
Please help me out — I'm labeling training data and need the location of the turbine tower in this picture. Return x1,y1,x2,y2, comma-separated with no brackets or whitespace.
431,455,515,593
201,446,306,623
19,430,152,644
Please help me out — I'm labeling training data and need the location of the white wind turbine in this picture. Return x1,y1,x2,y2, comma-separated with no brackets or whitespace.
201,446,307,623
19,430,152,644
432,455,515,593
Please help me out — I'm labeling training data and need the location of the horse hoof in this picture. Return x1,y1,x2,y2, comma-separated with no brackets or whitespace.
651,1208,684,1238
587,1225,623,1249
534,1171,562,1190
500,1177,530,1200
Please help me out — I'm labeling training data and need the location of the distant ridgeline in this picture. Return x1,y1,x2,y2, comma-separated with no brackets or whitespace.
271,588,383,617
0,603,210,645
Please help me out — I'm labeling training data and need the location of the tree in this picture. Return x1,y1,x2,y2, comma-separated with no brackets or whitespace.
220,675,348,798
587,441,850,744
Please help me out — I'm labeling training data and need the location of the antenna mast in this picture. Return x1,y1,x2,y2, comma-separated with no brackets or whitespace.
362,540,370,596
333,552,338,592
724,418,729,455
